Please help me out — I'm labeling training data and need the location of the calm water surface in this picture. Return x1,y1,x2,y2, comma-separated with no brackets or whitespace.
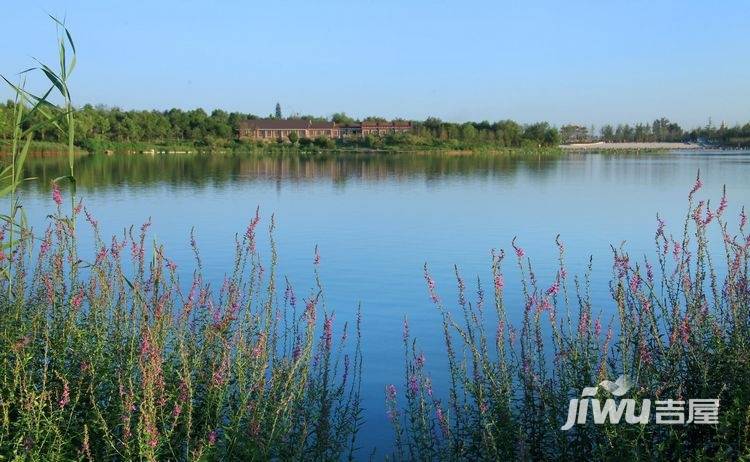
18,150,750,453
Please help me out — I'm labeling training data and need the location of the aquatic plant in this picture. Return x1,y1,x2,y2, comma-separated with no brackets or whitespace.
0,198,362,460
387,175,750,460
0,19,362,461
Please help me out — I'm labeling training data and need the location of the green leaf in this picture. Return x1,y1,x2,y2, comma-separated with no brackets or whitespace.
14,135,31,184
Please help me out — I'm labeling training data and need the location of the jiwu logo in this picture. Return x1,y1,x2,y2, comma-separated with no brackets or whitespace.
561,375,719,431
561,375,648,430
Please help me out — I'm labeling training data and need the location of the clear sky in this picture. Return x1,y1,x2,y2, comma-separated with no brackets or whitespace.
2,1,749,127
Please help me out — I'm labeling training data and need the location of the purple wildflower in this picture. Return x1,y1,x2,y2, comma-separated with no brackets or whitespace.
415,352,426,369
494,274,504,292
71,289,84,310
689,175,703,198
424,265,439,303
673,242,682,262
578,311,590,335
717,191,728,217
656,216,665,237
639,341,652,365
408,375,419,394
741,207,747,230
59,380,70,409
52,182,63,206
630,273,641,293
323,315,334,351
386,384,397,400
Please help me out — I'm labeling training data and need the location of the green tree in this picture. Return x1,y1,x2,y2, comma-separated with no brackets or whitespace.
313,135,334,148
460,123,477,142
275,102,282,119
522,122,551,144
331,112,354,125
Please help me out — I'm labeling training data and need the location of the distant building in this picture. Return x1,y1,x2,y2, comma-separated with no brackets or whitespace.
238,119,339,141
238,119,412,141
361,121,412,136
339,125,362,138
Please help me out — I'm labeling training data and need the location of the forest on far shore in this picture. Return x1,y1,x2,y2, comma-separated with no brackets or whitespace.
1,100,748,151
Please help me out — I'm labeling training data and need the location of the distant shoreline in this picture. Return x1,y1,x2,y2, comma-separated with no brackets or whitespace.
560,141,707,151
3,139,744,158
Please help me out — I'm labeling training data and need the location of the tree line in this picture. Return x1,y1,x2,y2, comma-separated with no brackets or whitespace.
560,118,750,146
1,100,748,150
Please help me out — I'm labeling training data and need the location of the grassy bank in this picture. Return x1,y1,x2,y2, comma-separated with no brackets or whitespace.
0,140,87,156
14,138,564,157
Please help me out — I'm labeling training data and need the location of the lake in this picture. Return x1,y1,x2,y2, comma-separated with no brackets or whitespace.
17,149,750,453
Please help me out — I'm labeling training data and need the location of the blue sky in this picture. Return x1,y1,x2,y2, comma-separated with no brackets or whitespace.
2,1,749,127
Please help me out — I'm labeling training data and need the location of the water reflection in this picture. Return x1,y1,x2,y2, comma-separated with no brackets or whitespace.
20,151,570,191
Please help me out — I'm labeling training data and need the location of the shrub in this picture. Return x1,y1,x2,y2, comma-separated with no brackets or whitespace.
313,136,335,149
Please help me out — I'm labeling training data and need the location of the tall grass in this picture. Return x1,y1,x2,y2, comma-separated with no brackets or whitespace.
388,177,750,460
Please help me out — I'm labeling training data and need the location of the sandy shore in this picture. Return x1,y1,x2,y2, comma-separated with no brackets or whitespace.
560,141,702,150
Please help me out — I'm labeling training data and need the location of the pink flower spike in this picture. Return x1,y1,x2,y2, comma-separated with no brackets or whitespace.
494,274,504,291
740,207,747,230
511,237,524,259
717,190,728,217
546,281,560,297
59,380,70,408
52,182,63,206
689,175,702,199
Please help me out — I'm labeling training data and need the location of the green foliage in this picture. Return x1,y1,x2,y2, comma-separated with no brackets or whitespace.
560,125,590,143
687,122,750,147
313,136,335,149
331,112,354,125
363,134,380,149
0,15,78,286
287,131,299,144
598,118,686,143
